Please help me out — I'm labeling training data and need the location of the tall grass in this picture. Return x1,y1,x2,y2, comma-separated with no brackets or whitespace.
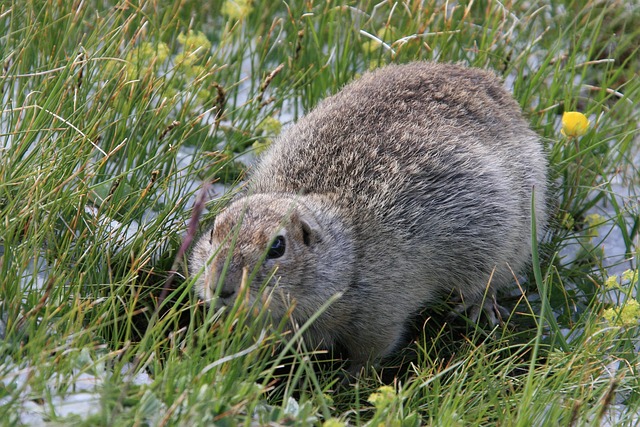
1,0,639,425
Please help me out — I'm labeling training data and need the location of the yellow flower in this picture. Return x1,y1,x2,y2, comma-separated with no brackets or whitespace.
361,40,380,53
119,41,171,79
619,299,640,325
196,88,211,103
186,65,207,78
134,42,155,61
155,42,170,62
561,111,590,137
251,140,270,155
177,30,212,54
257,116,282,136
602,307,616,323
584,213,605,226
252,117,282,154
174,52,198,67
583,213,605,238
221,0,253,20
603,299,640,326
604,275,619,290
322,419,346,427
622,269,637,283
135,41,170,63
367,385,396,409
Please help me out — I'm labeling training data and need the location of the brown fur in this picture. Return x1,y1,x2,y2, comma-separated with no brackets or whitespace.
190,62,548,370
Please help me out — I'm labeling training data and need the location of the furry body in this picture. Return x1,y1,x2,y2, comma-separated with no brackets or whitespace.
190,62,548,369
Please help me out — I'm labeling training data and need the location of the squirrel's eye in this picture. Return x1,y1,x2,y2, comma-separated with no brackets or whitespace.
267,235,286,259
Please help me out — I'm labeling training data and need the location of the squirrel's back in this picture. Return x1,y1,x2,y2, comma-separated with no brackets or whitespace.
249,62,546,243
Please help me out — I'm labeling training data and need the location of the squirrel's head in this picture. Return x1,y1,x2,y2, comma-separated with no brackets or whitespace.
190,194,341,321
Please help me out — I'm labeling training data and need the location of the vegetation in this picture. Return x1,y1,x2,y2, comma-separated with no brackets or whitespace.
0,0,638,425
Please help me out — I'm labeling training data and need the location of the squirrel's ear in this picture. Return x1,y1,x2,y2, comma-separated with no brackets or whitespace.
300,218,320,246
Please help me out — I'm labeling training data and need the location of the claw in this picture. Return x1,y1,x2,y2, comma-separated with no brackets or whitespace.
449,293,508,326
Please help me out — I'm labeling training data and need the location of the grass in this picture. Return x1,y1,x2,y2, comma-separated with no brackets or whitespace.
1,0,639,425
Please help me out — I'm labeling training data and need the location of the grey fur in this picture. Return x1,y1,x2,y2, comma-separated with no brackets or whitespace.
190,62,548,370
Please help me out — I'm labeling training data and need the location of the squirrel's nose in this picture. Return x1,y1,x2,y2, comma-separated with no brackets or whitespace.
208,261,236,300
212,273,238,300
210,260,245,301
218,285,235,299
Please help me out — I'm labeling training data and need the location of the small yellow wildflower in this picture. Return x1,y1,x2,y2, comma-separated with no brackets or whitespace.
156,42,170,62
584,213,605,226
322,393,334,406
367,385,396,409
258,116,282,136
132,42,171,63
602,307,616,323
221,0,253,20
604,275,619,290
362,40,381,53
561,111,590,137
378,26,397,40
196,88,211,103
119,41,171,78
135,42,155,61
177,30,212,54
584,213,605,238
251,140,270,155
174,52,198,67
322,419,346,427
186,65,207,78
252,117,283,155
621,269,638,283
603,299,640,326
620,299,640,324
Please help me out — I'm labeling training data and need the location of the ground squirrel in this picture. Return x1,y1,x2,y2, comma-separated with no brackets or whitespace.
190,62,548,372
